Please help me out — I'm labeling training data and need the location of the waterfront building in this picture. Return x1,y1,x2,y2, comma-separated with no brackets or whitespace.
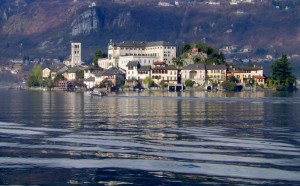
83,66,104,88
100,67,126,88
151,63,178,85
137,66,151,81
125,61,152,88
84,77,96,89
255,75,265,86
181,64,206,86
231,66,264,84
206,64,227,84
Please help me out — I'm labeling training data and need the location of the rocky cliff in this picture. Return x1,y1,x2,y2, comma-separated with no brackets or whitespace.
71,8,99,36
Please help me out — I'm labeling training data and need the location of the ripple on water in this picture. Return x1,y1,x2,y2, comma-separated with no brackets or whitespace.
0,158,300,182
1,91,300,184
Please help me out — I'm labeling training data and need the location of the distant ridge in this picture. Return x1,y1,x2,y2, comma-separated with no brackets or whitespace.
0,0,299,63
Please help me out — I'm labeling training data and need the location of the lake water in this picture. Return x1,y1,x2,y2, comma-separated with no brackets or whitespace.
0,89,300,185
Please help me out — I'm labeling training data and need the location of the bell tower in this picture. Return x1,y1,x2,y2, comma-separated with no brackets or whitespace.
71,42,82,67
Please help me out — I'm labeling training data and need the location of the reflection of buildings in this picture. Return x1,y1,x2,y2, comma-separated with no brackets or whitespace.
170,91,266,129
41,91,85,128
101,92,266,131
37,91,279,136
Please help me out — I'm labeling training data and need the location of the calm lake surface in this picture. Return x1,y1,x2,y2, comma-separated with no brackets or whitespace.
0,89,300,185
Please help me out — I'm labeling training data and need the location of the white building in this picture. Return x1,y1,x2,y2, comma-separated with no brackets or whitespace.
99,41,177,69
123,61,152,82
42,68,51,79
84,77,96,89
71,42,82,67
181,64,206,86
137,66,151,81
118,56,157,71
126,61,140,80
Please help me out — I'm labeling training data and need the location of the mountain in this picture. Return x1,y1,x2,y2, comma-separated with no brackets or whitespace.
0,0,300,65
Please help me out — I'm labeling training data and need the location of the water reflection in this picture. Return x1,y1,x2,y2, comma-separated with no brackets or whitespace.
0,89,300,184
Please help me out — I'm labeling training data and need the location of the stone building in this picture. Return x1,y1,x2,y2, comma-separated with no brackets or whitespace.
98,40,177,70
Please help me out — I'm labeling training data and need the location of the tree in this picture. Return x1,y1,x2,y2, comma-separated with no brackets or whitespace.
26,64,42,87
41,77,53,88
247,78,255,87
159,81,167,89
193,56,203,64
182,43,191,53
195,42,225,65
185,79,194,87
228,76,237,83
221,80,237,91
92,50,102,66
143,76,154,88
172,57,183,66
195,42,208,53
271,55,296,90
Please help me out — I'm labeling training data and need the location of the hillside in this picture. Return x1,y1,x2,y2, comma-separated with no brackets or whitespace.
0,0,300,64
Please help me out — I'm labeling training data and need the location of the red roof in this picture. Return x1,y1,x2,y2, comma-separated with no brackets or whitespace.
255,75,265,79
153,61,165,65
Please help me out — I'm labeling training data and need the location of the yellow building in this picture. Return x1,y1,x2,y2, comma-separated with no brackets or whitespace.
206,65,227,84
232,66,265,85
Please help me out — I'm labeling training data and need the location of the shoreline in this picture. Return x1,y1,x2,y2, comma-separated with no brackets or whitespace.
14,86,279,93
